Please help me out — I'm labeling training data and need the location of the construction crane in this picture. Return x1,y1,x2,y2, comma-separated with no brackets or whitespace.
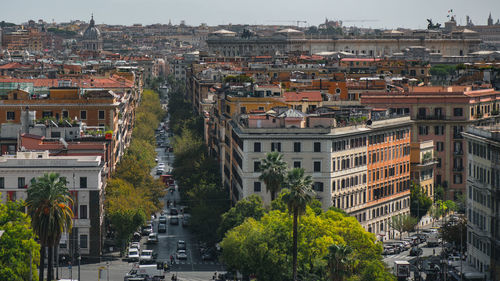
268,20,308,28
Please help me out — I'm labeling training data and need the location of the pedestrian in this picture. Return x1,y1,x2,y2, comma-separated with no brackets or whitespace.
433,249,436,255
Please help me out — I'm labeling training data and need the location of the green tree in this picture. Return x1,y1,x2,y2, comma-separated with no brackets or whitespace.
434,185,445,201
283,168,314,281
440,216,467,249
429,204,444,226
221,208,389,281
358,260,396,281
218,195,265,240
259,152,287,201
188,182,229,245
444,200,458,214
105,178,152,251
389,214,418,239
325,244,354,281
410,184,432,219
26,173,74,281
0,199,40,281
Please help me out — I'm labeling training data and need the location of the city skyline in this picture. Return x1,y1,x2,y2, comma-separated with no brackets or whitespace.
1,0,500,28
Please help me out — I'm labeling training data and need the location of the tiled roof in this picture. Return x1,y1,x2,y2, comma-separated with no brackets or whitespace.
283,91,322,102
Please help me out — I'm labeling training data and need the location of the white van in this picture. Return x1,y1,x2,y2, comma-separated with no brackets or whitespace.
124,264,165,281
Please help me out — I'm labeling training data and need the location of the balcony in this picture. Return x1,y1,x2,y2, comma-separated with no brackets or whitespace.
416,114,446,121
453,166,464,172
453,133,464,139
453,150,464,156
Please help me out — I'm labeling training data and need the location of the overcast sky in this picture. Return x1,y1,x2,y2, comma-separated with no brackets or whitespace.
1,0,499,29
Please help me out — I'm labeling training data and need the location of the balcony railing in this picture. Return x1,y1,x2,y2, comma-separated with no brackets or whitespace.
453,150,464,156
453,166,464,172
453,133,464,139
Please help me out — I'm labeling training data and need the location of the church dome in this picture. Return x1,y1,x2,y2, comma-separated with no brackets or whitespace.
83,15,101,40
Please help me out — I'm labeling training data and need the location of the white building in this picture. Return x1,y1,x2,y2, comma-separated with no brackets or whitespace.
228,114,413,239
0,151,105,261
463,125,500,280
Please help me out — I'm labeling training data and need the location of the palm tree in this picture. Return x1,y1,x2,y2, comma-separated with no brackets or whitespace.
325,244,354,281
259,152,287,201
282,168,314,281
26,173,74,281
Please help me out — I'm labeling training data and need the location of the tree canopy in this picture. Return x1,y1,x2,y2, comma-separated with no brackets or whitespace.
220,207,393,281
0,199,40,281
410,184,432,219
105,89,166,251
168,83,229,244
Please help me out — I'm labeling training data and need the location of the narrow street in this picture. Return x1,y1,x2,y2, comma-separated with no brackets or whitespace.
56,95,224,281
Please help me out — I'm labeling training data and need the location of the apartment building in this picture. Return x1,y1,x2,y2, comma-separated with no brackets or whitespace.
410,140,437,199
225,110,412,239
361,86,500,199
0,151,105,261
0,79,141,171
463,126,500,280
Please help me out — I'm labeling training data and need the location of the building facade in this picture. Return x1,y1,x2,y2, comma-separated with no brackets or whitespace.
207,29,481,57
361,86,500,199
227,113,412,239
410,140,437,199
463,126,500,280
0,151,105,261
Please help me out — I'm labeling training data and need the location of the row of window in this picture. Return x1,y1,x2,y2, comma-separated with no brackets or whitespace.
468,208,489,233
417,107,464,117
468,141,491,160
332,190,366,209
332,153,367,171
468,162,491,185
332,173,367,191
369,178,411,201
0,176,87,189
367,198,410,221
369,145,409,164
332,136,367,152
419,125,464,136
468,185,492,208
369,129,409,145
253,181,324,192
254,141,322,153
6,110,106,121
368,162,410,182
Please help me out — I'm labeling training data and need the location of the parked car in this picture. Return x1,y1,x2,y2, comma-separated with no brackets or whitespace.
403,237,418,246
409,246,423,256
147,233,159,244
170,208,178,215
128,248,140,262
139,250,156,264
158,223,167,233
141,225,153,236
383,245,396,255
156,168,164,175
177,240,186,250
170,216,179,225
130,242,141,251
176,249,187,260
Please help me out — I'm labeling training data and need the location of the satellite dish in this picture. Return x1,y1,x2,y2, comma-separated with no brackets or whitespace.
366,120,373,126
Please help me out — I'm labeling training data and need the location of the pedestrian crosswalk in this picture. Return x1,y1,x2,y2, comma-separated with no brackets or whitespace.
392,253,410,259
